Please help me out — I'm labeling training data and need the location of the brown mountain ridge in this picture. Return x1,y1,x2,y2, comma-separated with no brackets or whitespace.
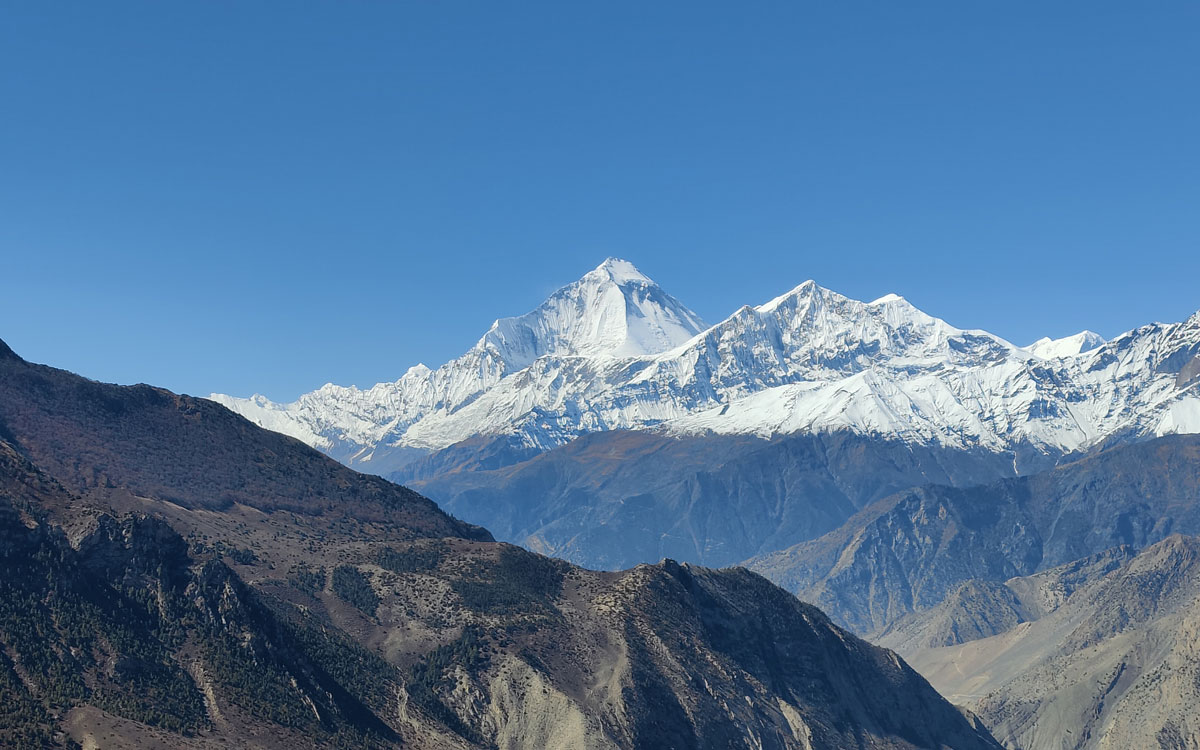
0,340,1001,750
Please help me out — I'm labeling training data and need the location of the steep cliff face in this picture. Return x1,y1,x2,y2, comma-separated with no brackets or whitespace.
0,340,1002,749
0,442,404,749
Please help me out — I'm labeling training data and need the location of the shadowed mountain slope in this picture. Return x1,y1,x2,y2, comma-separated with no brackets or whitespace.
398,429,1023,570
0,337,487,537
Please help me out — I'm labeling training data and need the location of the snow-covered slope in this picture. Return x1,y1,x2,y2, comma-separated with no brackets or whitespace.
210,260,1200,474
1024,330,1105,359
670,309,1199,453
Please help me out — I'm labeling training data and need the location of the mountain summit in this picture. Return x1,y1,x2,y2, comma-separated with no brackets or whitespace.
476,258,706,368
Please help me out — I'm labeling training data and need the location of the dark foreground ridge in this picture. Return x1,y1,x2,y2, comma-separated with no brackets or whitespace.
0,339,1001,749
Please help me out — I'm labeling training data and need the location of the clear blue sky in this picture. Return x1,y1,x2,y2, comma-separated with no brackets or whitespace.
2,2,1197,401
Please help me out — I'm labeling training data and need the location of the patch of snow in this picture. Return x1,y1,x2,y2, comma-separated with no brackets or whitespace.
1156,397,1200,437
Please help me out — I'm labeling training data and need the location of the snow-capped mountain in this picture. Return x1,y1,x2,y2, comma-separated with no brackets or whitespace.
209,258,709,470
479,257,707,363
210,259,1200,474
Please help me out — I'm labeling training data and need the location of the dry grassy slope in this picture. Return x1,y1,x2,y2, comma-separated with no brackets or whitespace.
0,339,1002,750
888,536,1200,750
875,546,1137,651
